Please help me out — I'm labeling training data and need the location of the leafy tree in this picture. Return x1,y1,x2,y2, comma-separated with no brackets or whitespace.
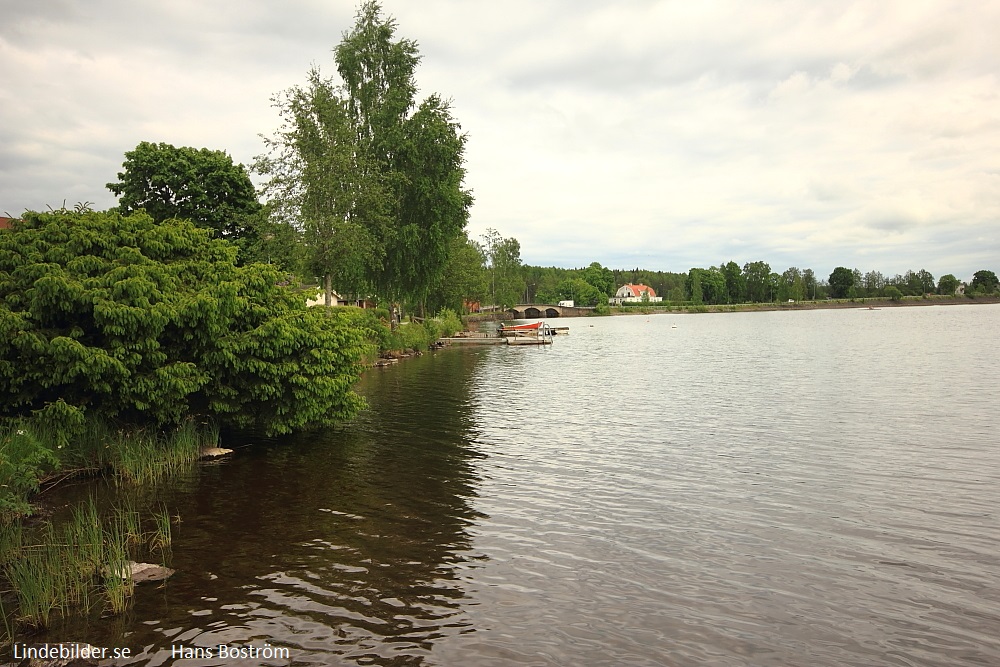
581,262,615,298
884,286,903,301
864,270,885,297
687,269,703,304
803,268,817,300
903,269,934,295
390,94,474,311
703,268,728,304
481,228,523,308
335,1,472,308
743,261,773,302
555,277,603,307
777,267,804,302
522,265,563,304
852,269,865,297
899,271,916,295
686,268,726,304
232,206,304,272
0,211,371,435
258,67,385,306
828,266,855,298
937,274,959,295
107,141,261,239
971,270,999,293
428,232,487,313
722,260,745,303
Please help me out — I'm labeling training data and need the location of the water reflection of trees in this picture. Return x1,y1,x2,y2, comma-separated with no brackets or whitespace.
32,349,488,667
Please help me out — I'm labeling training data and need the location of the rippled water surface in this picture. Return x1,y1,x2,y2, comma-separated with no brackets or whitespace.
33,305,1000,666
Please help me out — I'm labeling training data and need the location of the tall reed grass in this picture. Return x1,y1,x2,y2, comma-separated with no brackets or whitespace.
105,419,210,485
1,416,220,520
0,496,176,628
0,417,215,628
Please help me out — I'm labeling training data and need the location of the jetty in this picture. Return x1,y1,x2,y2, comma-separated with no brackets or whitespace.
441,322,567,346
440,331,550,346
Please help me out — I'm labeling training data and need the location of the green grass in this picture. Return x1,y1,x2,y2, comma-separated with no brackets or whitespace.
150,504,172,559
1,416,220,521
0,496,179,628
107,421,204,485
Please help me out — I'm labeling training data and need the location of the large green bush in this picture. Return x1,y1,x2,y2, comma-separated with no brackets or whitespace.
0,210,371,435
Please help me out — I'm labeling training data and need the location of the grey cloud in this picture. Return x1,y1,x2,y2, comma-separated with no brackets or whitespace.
2,0,998,281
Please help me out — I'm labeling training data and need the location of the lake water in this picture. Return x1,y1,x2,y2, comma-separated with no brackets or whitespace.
29,304,1000,666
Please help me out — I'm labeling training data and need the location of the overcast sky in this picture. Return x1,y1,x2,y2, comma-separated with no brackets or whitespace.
2,1,997,280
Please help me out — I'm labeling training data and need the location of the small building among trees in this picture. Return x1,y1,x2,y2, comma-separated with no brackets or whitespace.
610,283,662,305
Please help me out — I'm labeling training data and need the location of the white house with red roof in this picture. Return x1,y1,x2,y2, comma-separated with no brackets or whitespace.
610,283,662,305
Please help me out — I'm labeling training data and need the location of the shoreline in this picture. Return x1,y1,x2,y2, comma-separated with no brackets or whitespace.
607,295,1000,315
468,295,1000,322
611,296,1000,315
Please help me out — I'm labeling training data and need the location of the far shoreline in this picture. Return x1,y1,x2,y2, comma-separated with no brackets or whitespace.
605,295,1000,316
465,295,1000,324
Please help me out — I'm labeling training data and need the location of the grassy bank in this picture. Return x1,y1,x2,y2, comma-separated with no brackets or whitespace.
0,495,174,630
0,417,210,635
341,306,465,356
0,417,214,520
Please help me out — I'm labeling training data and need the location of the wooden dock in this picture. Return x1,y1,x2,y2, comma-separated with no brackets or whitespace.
440,332,551,346
440,323,566,347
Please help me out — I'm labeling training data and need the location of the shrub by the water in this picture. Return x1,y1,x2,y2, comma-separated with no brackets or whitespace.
0,210,372,435
433,308,463,338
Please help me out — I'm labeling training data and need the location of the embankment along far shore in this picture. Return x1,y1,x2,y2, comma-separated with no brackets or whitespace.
464,296,1000,322
633,296,1000,315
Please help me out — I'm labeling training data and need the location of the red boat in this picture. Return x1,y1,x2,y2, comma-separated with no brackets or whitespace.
498,321,556,338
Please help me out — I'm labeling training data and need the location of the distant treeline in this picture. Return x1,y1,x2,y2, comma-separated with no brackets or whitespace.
517,262,999,307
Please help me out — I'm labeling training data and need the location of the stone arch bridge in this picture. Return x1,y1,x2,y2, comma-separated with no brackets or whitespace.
508,304,594,318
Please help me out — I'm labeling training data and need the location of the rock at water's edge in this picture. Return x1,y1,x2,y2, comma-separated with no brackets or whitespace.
130,561,176,583
200,447,233,459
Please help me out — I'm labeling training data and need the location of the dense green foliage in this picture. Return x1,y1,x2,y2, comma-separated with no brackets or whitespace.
232,206,305,271
107,141,261,240
517,259,996,308
0,210,371,435
0,423,58,516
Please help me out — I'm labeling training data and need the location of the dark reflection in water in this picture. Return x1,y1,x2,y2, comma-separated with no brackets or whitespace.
30,350,488,666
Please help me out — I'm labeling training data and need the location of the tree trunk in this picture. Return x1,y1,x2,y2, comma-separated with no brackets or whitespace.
324,273,333,307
